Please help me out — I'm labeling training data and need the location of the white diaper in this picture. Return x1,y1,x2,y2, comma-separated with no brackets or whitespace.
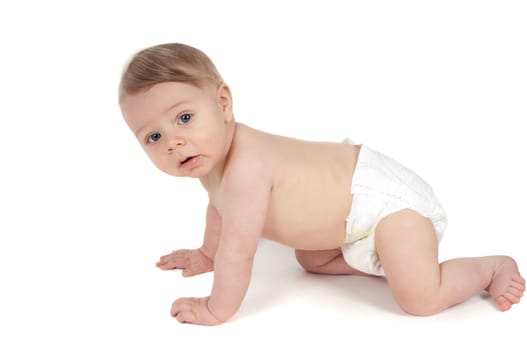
341,139,448,276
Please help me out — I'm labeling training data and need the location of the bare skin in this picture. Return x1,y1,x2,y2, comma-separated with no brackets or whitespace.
121,81,525,325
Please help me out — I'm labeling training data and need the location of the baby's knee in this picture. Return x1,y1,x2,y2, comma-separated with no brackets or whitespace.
396,292,444,316
295,249,316,272
295,249,333,273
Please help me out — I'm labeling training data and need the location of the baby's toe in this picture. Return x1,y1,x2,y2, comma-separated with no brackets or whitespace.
495,295,512,311
504,291,521,304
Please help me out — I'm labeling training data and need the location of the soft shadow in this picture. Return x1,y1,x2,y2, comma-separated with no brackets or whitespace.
236,239,404,320
328,274,403,314
235,239,300,319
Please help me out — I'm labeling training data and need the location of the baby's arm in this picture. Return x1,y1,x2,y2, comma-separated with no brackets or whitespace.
199,203,222,260
156,203,221,277
171,160,272,325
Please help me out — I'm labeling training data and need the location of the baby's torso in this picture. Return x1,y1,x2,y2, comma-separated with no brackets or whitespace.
211,124,360,250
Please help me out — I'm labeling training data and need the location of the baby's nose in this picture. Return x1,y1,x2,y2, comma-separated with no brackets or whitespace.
167,136,185,152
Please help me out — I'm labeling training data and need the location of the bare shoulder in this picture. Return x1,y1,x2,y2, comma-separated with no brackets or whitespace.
226,123,359,185
218,124,273,237
221,123,274,195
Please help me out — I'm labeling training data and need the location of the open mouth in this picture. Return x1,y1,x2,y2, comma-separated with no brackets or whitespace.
180,156,198,167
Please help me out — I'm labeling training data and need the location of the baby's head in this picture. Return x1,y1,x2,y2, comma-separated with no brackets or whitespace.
119,43,223,102
119,43,235,178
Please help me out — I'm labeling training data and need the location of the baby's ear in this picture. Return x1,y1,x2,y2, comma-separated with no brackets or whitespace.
217,84,234,121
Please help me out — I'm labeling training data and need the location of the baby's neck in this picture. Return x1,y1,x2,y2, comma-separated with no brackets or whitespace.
199,121,238,189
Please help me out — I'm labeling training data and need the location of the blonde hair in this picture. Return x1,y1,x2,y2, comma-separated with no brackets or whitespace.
119,43,223,101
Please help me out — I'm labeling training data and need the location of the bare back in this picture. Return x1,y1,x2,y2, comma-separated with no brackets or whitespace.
210,123,360,251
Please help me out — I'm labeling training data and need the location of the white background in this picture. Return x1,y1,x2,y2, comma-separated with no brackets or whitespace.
1,1,525,348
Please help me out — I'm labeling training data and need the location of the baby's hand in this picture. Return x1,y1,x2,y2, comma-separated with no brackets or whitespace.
156,249,214,277
171,296,222,326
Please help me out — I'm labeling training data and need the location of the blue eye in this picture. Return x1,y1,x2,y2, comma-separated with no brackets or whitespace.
147,132,161,144
177,113,192,125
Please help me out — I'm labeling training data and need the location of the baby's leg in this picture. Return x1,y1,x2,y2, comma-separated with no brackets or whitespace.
375,209,525,315
295,248,370,276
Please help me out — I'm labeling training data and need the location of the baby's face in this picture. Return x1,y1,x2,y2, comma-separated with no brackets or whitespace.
120,81,233,178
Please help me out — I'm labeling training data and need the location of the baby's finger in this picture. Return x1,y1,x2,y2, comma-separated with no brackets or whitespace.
158,251,176,261
168,256,190,269
182,268,198,277
156,261,174,270
156,261,181,270
175,310,197,324
159,250,188,262
157,252,191,270
171,298,195,318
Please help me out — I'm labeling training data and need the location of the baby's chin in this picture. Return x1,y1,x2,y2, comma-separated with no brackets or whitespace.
161,167,210,179
155,157,216,179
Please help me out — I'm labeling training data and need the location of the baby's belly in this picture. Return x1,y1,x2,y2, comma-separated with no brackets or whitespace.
262,211,349,250
261,186,353,250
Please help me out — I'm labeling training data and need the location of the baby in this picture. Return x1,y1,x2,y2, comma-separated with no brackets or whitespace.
119,43,525,325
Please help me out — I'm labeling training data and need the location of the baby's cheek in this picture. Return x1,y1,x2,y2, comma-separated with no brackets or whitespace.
150,156,172,174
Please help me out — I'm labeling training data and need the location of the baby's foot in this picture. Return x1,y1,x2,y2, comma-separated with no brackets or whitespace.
486,256,525,311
